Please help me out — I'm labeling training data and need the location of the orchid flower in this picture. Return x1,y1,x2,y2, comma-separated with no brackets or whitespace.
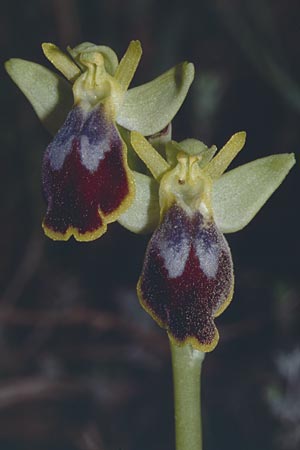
119,131,295,351
5,41,194,241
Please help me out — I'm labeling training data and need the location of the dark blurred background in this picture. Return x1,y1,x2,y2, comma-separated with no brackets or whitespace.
1,1,300,449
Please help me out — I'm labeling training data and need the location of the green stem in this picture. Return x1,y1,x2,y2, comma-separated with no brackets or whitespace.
170,339,205,450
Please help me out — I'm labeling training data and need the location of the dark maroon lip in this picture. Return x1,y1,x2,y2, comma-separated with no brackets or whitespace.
42,103,131,239
138,204,234,349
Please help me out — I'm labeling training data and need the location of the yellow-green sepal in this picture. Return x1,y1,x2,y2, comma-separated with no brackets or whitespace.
116,62,195,135
212,153,296,233
5,58,72,135
118,171,160,233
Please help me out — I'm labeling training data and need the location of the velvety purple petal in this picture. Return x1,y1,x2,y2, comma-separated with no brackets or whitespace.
138,204,234,351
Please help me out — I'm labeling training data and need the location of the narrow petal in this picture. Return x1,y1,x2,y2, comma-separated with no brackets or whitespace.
42,43,81,82
114,40,142,92
117,62,195,135
118,171,160,233
5,58,72,135
138,204,234,352
205,131,246,179
42,104,134,241
212,153,296,233
131,131,170,180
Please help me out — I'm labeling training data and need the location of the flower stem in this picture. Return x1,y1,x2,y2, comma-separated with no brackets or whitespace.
170,339,205,450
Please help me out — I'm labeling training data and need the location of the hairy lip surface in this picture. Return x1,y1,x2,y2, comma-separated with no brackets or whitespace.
42,104,130,239
138,204,234,351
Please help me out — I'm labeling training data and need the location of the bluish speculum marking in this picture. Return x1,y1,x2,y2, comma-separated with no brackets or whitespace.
47,106,84,171
194,213,221,278
79,105,112,172
157,207,191,278
139,204,233,349
48,105,113,173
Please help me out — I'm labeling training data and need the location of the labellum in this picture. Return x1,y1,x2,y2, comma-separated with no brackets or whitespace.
137,152,234,351
42,103,133,241
138,203,233,352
